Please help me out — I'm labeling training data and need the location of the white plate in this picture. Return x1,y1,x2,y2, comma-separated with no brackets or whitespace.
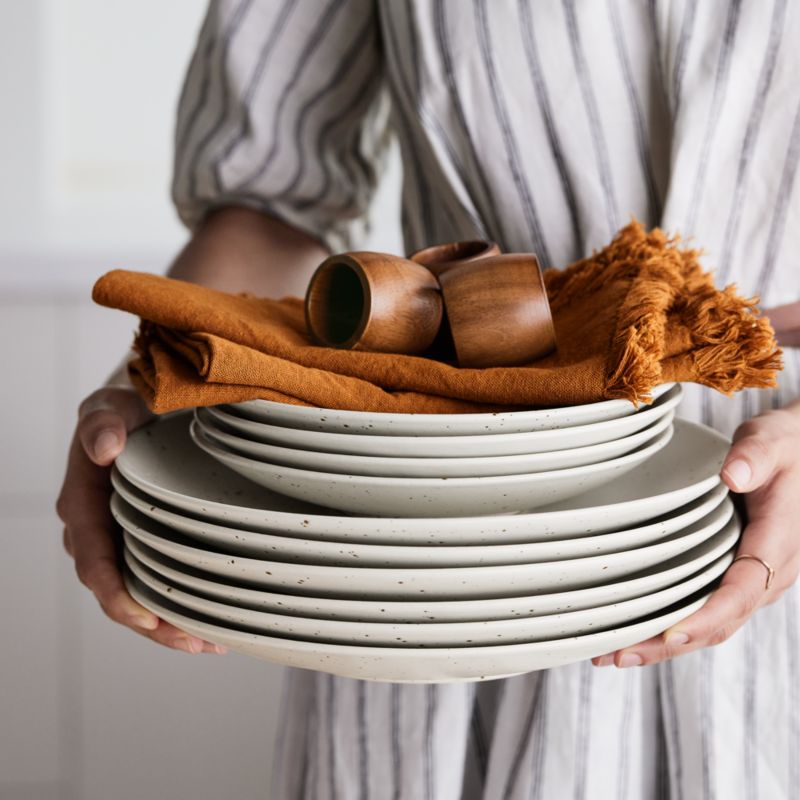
229,383,675,436
114,497,734,598
126,545,732,647
113,413,730,544
195,407,675,478
113,471,729,566
126,575,711,682
190,421,674,517
124,518,739,622
208,385,683,458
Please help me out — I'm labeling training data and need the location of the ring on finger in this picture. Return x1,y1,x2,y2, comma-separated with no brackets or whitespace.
732,553,775,591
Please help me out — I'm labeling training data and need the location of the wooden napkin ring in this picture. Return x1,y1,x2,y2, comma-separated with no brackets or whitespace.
305,252,443,354
409,240,501,277
438,253,556,367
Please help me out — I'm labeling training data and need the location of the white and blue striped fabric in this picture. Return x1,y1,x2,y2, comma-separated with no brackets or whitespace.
173,2,800,797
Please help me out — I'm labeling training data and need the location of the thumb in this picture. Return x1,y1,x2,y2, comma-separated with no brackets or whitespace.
721,432,779,494
78,388,153,466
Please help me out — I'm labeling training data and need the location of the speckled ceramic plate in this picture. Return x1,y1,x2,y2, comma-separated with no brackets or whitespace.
113,412,730,545
113,495,734,599
125,543,733,647
190,421,673,517
229,383,675,436
208,385,682,458
125,574,711,682
194,407,675,478
123,518,739,622
113,470,728,566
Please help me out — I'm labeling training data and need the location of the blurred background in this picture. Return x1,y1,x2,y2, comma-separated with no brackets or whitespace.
0,2,401,798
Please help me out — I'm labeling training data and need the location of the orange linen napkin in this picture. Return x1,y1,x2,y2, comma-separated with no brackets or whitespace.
93,222,781,415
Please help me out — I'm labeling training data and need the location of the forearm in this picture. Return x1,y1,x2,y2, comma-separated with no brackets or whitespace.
765,301,800,348
167,205,329,297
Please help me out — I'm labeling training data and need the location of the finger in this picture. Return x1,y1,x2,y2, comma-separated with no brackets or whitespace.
60,441,159,630
137,619,227,655
721,432,780,494
611,586,754,668
77,388,153,466
74,545,159,631
610,519,783,667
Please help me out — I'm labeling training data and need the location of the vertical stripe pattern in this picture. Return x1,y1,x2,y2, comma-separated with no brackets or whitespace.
517,0,582,251
213,0,297,192
474,0,550,265
171,3,800,797
717,0,788,284
671,0,698,118
184,0,253,202
607,0,662,224
755,95,800,297
684,0,742,233
562,0,619,237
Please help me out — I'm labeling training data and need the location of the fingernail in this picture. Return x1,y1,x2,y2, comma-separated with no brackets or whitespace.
723,459,751,492
213,644,228,655
176,637,201,654
665,631,690,646
93,430,121,462
618,653,643,668
594,654,614,667
129,613,158,631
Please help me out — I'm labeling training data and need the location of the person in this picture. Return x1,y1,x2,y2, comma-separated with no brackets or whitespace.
57,1,800,797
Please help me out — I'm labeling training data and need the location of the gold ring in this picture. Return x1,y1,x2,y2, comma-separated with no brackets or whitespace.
732,554,775,591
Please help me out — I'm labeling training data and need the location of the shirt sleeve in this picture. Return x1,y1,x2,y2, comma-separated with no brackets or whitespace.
171,0,390,254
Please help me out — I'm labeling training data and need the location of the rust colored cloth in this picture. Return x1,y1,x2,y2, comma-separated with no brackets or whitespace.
92,222,781,415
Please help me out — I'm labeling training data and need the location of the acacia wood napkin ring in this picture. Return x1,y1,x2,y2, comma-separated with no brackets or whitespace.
409,240,501,276
437,253,556,368
305,251,443,354
305,244,556,366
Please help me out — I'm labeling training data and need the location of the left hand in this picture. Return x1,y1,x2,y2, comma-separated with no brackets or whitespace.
592,399,800,668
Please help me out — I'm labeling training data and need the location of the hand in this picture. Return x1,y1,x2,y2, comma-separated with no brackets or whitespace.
592,400,800,668
56,386,226,655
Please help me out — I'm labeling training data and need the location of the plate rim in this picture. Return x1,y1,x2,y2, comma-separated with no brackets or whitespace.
125,544,733,642
122,518,739,621
232,382,676,426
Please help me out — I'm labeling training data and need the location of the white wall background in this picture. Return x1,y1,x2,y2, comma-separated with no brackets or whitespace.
0,2,402,798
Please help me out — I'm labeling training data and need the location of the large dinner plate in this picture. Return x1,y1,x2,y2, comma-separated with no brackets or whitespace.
190,421,673,517
195,407,675,478
126,575,711,682
208,385,682,458
126,546,732,647
114,497,735,599
229,383,675,436
124,519,739,622
113,412,730,544
113,471,728,566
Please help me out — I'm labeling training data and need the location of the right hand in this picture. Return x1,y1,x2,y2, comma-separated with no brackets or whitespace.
56,386,225,655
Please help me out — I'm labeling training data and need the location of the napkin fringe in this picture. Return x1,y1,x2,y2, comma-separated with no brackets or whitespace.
681,286,782,394
585,222,784,403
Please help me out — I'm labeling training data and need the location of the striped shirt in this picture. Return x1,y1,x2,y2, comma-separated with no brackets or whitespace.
173,2,800,798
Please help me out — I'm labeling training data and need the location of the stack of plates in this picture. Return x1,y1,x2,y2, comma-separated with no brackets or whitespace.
116,384,740,682
187,384,683,517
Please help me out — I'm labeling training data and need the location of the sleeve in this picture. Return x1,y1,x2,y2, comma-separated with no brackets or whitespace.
171,0,390,254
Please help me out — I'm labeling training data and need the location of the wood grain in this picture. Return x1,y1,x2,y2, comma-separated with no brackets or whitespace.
305,252,443,354
409,240,501,276
438,253,556,367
